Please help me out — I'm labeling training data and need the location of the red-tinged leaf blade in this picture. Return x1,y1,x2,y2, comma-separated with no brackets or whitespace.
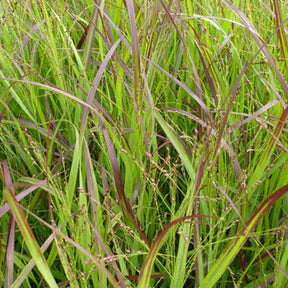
137,215,217,288
11,233,55,288
199,184,288,288
0,180,47,218
98,117,150,247
80,38,121,139
247,106,288,195
126,0,141,103
20,206,120,288
1,161,15,288
221,0,288,98
3,187,58,288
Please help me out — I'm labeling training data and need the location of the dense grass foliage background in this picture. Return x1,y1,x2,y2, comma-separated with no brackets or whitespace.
1,0,288,287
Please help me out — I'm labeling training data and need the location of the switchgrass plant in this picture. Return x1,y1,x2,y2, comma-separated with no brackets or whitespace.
1,0,288,287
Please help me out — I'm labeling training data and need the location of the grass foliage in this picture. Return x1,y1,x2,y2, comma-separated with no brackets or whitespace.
1,0,288,287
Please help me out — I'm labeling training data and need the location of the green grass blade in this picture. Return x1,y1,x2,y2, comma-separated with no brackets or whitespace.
247,107,288,195
138,215,215,288
10,233,55,288
200,184,288,288
153,110,195,180
3,188,58,287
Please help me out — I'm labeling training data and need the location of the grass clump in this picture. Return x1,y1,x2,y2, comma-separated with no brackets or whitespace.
1,0,288,287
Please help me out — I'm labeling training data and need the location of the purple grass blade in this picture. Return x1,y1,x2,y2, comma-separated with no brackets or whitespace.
1,161,15,288
0,180,47,218
98,116,150,247
138,215,218,286
80,38,121,138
